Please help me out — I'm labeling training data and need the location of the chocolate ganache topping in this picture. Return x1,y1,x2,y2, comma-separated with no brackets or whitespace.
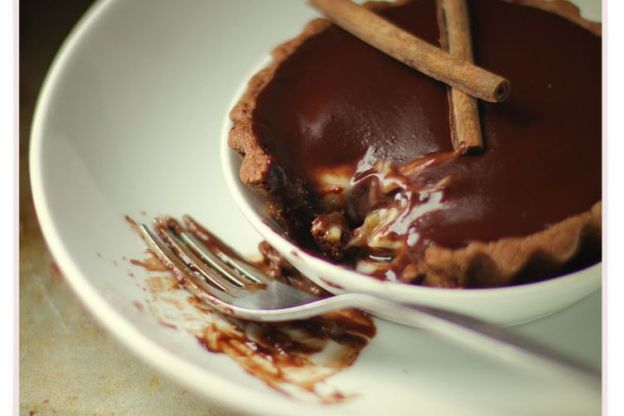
244,0,601,285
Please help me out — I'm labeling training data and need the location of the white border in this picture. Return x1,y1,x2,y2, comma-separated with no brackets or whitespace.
7,0,16,413
605,0,622,415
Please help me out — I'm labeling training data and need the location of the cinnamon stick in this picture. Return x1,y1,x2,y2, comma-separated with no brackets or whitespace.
437,0,484,153
308,0,510,103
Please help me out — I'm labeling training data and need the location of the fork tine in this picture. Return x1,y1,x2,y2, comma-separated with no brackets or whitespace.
174,231,247,288
138,224,229,295
214,249,268,286
158,227,245,295
179,232,267,286
182,215,268,284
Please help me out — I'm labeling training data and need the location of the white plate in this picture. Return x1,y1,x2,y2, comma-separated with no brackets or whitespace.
30,0,602,415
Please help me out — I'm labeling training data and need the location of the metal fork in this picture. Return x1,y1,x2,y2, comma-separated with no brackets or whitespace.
139,219,600,389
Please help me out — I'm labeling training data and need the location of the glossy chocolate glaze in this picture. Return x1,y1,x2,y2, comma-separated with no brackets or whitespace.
252,0,601,251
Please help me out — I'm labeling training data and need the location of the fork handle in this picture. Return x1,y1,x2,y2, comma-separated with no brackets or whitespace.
350,294,601,389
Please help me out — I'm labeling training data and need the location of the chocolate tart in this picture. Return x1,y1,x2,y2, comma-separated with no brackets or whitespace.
229,0,602,288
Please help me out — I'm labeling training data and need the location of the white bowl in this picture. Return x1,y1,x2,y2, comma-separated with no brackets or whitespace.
221,86,601,327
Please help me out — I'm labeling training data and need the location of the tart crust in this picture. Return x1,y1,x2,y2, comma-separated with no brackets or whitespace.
228,0,602,288
228,18,332,238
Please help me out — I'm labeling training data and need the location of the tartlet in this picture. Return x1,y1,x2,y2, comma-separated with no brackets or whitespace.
228,0,602,288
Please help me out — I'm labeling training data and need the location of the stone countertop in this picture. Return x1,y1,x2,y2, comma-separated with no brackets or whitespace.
19,2,239,414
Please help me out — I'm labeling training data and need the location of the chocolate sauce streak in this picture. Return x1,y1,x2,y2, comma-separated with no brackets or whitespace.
194,302,374,401
252,0,601,281
126,215,375,401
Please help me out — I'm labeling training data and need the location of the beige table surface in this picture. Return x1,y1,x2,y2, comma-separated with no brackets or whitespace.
19,2,240,414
